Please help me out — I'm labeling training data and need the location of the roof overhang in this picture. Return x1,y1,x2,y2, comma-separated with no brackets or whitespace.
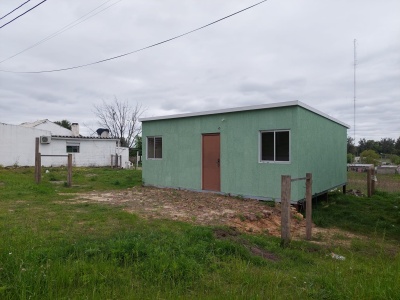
139,100,350,128
51,135,119,141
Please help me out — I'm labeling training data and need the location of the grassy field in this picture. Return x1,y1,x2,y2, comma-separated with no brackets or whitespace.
346,170,400,194
0,167,399,299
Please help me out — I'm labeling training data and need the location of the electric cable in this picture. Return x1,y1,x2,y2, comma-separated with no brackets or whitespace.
0,0,32,21
0,0,48,29
0,0,122,64
0,0,267,74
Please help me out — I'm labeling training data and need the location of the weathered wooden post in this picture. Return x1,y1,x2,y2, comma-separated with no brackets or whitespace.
281,175,292,247
371,168,376,195
37,153,42,184
305,173,313,240
367,168,372,197
35,138,40,184
67,154,72,187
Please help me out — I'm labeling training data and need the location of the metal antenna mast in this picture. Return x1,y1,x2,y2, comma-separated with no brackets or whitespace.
353,39,357,143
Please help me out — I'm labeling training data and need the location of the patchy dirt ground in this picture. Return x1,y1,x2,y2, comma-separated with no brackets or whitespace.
69,186,310,239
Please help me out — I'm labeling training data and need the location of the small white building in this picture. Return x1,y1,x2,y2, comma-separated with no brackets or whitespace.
0,120,129,168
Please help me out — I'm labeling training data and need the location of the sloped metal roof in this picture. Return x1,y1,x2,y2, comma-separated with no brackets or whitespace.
139,100,350,128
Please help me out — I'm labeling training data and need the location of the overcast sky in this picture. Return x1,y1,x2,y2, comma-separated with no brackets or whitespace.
1,0,399,142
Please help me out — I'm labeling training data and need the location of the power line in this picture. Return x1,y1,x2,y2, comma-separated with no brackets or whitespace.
0,0,48,30
0,0,268,74
0,0,122,64
0,0,32,21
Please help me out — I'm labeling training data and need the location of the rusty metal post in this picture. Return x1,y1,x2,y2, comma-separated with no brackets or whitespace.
67,154,72,187
305,173,313,240
281,175,291,247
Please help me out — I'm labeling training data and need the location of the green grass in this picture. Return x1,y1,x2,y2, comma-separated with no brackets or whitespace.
313,190,400,241
347,170,400,194
311,171,400,240
1,167,399,299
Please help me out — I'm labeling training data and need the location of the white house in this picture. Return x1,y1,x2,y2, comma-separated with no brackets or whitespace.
0,120,130,168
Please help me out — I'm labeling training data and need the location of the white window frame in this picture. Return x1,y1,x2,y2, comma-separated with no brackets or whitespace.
259,130,291,163
147,136,163,159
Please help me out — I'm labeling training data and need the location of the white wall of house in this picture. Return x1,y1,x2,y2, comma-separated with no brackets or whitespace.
41,137,125,167
1,123,130,168
0,123,50,166
116,146,130,168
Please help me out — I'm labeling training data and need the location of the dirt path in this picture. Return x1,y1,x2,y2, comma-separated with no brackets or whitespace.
70,186,310,239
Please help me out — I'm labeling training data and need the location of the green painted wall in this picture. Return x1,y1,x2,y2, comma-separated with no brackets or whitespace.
142,105,347,202
294,107,347,199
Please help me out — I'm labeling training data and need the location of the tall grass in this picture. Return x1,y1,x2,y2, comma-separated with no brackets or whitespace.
1,167,399,299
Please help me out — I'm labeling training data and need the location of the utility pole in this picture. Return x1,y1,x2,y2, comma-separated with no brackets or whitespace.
353,39,357,147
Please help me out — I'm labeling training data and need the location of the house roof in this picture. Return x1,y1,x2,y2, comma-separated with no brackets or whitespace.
51,135,119,141
139,100,350,128
20,119,49,128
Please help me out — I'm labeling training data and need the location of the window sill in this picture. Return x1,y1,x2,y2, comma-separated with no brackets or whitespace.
259,160,291,164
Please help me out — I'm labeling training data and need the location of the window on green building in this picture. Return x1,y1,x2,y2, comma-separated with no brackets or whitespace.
147,136,162,159
260,130,290,162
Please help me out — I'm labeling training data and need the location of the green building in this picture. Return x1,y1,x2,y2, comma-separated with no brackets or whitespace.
140,101,349,203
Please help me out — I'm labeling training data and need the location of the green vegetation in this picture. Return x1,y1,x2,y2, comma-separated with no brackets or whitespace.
313,190,400,240
388,154,400,165
360,149,380,166
346,170,400,194
1,167,399,299
348,136,400,156
54,120,72,130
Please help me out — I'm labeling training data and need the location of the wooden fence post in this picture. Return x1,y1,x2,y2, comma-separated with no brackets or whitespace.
37,153,41,184
281,175,291,247
67,154,72,187
305,173,313,240
367,168,372,197
371,168,375,195
35,138,40,184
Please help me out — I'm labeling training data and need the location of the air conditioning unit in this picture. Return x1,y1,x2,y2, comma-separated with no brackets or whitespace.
40,136,51,144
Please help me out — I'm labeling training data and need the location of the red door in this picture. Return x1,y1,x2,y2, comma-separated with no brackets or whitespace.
202,134,220,191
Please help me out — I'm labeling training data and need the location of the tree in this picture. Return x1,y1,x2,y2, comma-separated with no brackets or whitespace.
395,137,400,155
388,154,400,165
129,135,142,157
380,138,395,155
360,150,380,166
347,136,357,155
93,98,143,148
358,138,381,154
54,119,72,130
347,153,354,163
